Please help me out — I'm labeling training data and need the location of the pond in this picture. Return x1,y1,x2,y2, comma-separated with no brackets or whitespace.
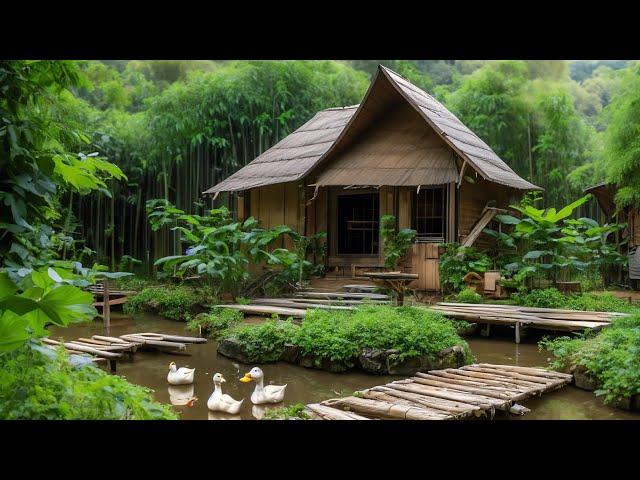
49,313,640,420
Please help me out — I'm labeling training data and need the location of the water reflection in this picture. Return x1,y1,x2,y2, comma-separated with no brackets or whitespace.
208,411,242,420
168,384,196,406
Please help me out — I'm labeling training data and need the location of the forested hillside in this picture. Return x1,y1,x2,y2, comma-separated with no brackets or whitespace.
32,59,637,269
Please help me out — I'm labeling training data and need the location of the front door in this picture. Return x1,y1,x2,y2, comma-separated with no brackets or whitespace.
330,190,380,263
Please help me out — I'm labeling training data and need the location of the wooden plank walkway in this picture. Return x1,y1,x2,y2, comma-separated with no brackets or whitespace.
429,303,627,342
304,363,573,420
42,332,206,372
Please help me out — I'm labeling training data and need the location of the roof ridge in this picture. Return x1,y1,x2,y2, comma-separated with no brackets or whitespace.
322,105,360,111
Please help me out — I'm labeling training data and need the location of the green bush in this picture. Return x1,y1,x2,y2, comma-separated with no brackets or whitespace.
512,288,568,308
187,307,243,338
225,318,298,363
294,305,474,363
540,313,640,405
439,243,491,293
379,215,416,269
124,285,201,321
564,293,633,313
512,288,633,313
0,343,177,419
262,403,309,420
454,287,483,304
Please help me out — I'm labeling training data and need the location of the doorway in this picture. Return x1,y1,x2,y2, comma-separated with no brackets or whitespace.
336,192,380,255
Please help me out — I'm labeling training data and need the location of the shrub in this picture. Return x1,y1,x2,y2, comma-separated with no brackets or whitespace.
187,307,243,338
454,287,483,304
294,305,474,364
262,403,309,420
512,288,567,308
124,285,201,321
0,343,177,419
439,243,491,293
224,319,298,363
540,313,640,405
564,293,633,313
379,215,416,269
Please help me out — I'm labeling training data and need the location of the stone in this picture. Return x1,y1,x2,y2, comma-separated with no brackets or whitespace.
433,345,467,370
572,365,598,391
456,323,479,336
216,337,254,364
280,343,300,364
297,353,350,373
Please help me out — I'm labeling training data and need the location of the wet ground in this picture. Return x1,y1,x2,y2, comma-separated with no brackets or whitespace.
50,313,640,420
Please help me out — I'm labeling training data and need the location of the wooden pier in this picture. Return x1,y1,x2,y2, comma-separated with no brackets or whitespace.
429,303,626,343
304,363,573,420
42,332,207,372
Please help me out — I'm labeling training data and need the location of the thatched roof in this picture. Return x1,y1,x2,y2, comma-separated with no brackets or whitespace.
204,65,539,194
584,182,617,217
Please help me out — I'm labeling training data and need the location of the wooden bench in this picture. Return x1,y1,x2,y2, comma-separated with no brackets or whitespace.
351,264,386,279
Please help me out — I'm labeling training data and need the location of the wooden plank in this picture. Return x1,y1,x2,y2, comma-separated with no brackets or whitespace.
135,333,207,344
217,304,306,318
294,291,389,300
324,396,445,420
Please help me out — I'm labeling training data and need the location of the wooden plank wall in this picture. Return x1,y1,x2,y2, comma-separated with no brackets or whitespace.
401,243,440,291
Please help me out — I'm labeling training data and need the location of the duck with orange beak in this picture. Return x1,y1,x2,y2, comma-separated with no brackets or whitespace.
167,362,195,385
207,373,244,414
240,367,287,404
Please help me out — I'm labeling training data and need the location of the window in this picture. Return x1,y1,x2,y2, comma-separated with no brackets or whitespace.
337,193,379,255
413,186,446,241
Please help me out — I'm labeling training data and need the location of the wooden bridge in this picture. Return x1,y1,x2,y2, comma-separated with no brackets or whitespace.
42,332,206,372
304,363,573,420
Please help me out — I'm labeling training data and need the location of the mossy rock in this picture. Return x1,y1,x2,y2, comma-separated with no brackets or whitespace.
456,324,479,336
359,345,468,375
280,343,300,364
216,337,282,364
297,353,351,373
572,365,598,391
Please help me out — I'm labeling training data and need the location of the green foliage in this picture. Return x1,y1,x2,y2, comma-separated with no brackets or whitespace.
150,199,323,297
540,313,640,405
454,288,483,304
379,215,416,269
0,342,177,419
604,64,640,209
262,403,309,420
224,319,298,363
512,288,568,309
293,305,473,364
187,307,243,339
438,243,491,293
485,194,627,289
123,285,201,321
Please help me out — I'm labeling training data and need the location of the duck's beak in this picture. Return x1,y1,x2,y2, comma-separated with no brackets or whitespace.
239,373,253,383
186,397,198,407
220,375,226,383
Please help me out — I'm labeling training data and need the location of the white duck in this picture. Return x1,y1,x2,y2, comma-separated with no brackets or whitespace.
167,362,195,385
240,367,287,404
207,373,244,414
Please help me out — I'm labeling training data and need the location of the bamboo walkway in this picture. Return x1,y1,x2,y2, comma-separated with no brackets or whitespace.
429,302,627,343
304,363,573,420
87,284,136,308
42,332,206,372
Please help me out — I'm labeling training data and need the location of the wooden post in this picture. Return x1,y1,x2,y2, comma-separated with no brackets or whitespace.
109,359,116,373
103,279,111,334
481,324,491,337
515,322,521,344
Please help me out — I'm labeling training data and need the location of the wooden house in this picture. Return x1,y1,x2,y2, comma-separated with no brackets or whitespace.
585,182,640,282
205,65,540,290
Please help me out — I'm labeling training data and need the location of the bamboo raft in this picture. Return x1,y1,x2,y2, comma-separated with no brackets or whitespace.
429,302,627,343
42,332,207,372
304,363,573,420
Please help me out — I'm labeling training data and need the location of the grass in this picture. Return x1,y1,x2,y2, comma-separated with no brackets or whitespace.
123,285,203,321
540,313,640,405
0,343,177,419
187,307,243,339
512,288,635,313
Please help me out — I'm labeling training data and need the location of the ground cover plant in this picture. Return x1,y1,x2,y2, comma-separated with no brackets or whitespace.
0,342,177,419
512,287,635,313
262,403,309,420
438,243,491,293
187,307,243,338
540,313,640,406
123,284,203,321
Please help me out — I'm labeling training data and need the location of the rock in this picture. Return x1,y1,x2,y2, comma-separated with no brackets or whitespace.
433,345,467,370
456,323,479,336
297,353,350,373
573,365,598,391
358,348,386,374
280,343,300,364
216,337,254,364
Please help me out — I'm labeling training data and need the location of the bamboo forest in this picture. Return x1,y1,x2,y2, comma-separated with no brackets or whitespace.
2,59,640,421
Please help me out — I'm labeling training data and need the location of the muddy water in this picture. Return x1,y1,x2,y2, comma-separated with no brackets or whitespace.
50,314,640,420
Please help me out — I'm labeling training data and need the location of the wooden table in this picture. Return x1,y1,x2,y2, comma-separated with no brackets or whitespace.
361,272,419,306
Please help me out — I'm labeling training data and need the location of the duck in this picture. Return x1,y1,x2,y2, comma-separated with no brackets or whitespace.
207,373,244,414
239,367,287,404
167,362,195,385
